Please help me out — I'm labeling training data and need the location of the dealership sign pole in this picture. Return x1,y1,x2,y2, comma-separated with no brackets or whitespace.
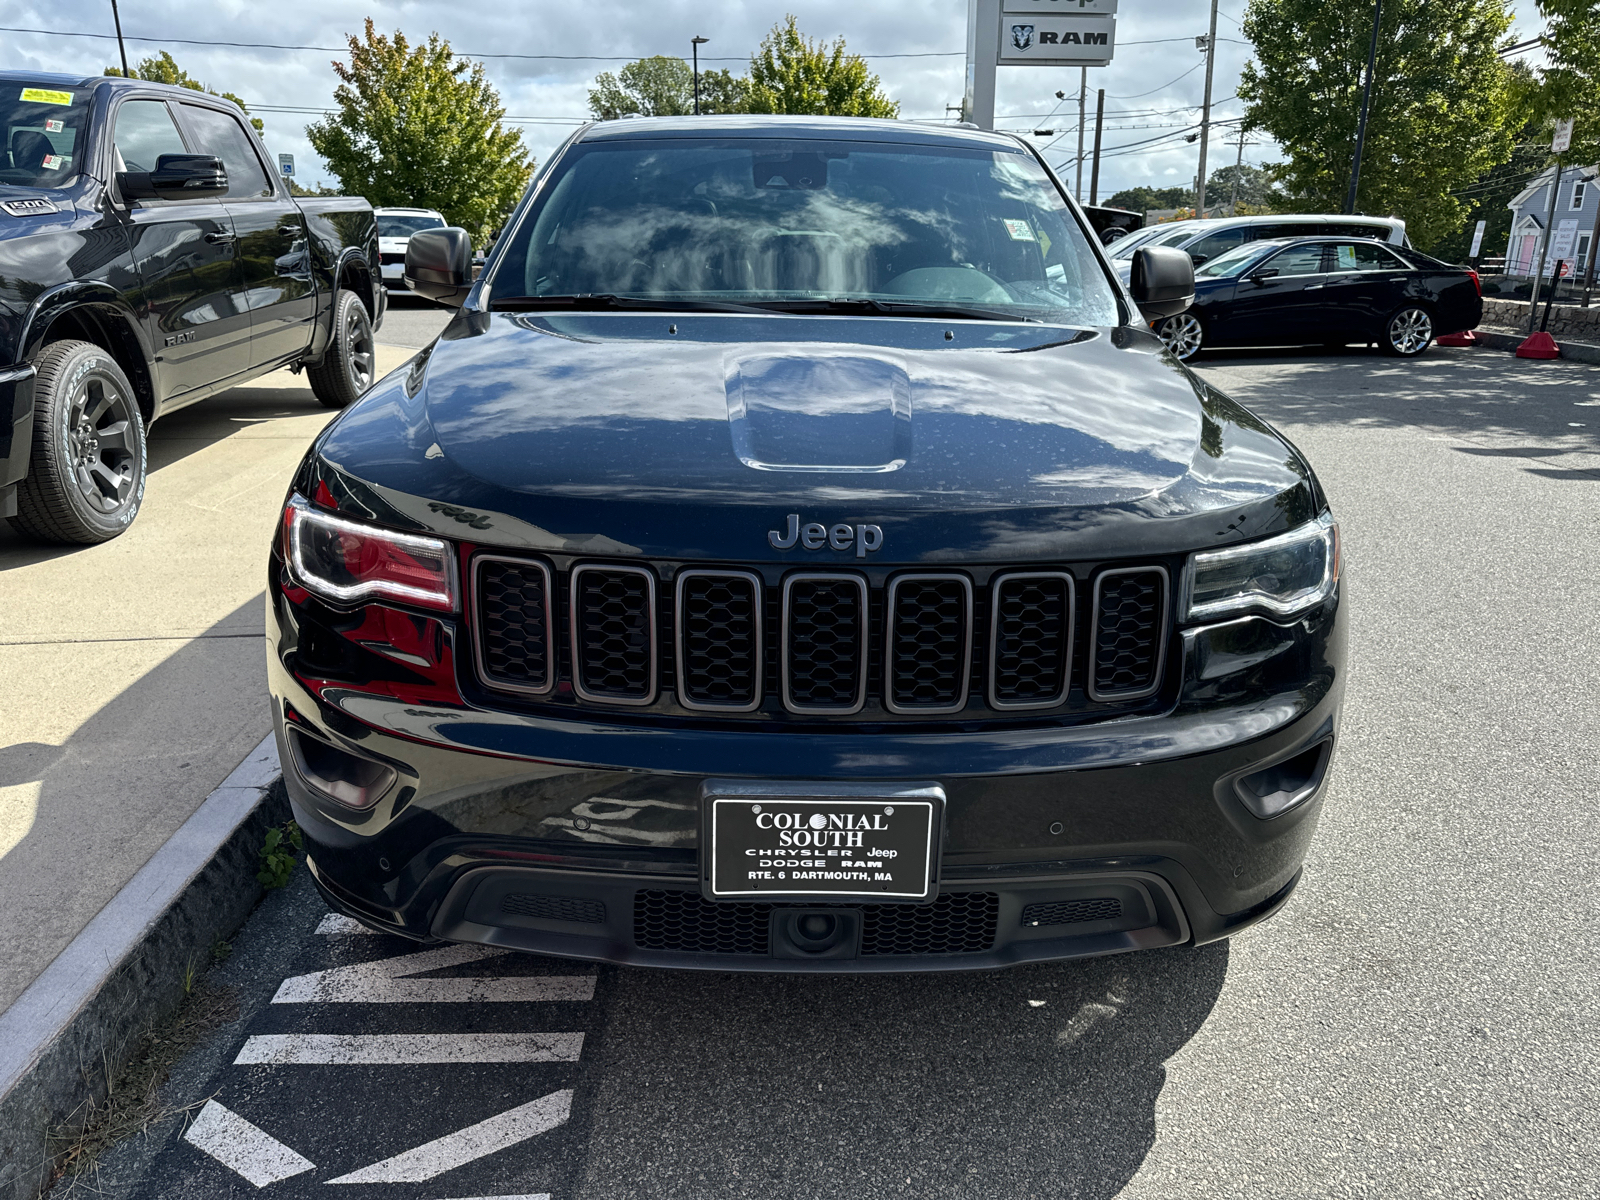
964,0,1117,131
1527,119,1573,333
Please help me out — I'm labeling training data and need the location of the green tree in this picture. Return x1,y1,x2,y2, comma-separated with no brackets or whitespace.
588,56,693,119
1532,1,1600,165
699,68,752,115
1238,0,1520,248
745,15,898,117
106,51,263,133
306,19,532,246
1104,185,1194,213
1206,162,1284,211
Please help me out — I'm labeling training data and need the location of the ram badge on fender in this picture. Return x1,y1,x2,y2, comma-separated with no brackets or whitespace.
269,115,1346,972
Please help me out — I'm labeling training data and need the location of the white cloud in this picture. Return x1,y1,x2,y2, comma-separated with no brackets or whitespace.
7,1,1547,202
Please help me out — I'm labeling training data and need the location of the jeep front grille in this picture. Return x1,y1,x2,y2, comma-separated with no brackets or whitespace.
470,555,1169,718
1090,567,1169,701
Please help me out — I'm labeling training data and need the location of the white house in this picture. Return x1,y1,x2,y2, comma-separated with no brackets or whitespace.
1505,163,1599,278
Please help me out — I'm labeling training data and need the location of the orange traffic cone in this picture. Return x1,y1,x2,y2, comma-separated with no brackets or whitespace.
1436,330,1478,347
1515,331,1560,359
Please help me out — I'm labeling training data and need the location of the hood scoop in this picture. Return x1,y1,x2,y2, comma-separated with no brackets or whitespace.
726,352,912,473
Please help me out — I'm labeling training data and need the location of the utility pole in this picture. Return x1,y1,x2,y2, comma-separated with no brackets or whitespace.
691,37,708,115
1074,68,1088,201
1089,88,1106,205
1227,127,1250,215
110,0,130,78
1193,0,1219,218
1345,0,1383,214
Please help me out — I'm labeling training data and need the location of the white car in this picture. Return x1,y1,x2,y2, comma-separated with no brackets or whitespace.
375,207,447,293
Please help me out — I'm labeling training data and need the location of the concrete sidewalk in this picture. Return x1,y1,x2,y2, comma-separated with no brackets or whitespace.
0,346,413,1016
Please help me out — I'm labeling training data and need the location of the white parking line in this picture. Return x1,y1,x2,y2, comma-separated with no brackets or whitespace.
315,913,380,935
326,1090,574,1184
234,1032,584,1065
182,1099,316,1186
271,944,597,1004
438,1195,552,1199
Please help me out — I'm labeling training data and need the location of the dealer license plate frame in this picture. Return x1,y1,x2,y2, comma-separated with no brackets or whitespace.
700,780,945,903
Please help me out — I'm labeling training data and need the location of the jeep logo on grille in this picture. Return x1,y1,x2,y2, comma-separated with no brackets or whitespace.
769,514,884,557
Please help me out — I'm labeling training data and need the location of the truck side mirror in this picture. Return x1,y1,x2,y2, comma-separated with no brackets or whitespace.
1129,245,1195,320
405,227,474,306
118,154,228,201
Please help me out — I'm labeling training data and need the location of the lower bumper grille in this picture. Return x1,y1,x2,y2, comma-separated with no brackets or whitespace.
1020,897,1122,927
631,889,999,956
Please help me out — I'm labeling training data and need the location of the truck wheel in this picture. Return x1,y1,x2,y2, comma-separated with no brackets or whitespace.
8,340,147,545
308,290,376,409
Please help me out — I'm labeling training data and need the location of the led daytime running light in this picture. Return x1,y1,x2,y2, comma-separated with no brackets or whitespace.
1185,512,1338,621
284,495,458,612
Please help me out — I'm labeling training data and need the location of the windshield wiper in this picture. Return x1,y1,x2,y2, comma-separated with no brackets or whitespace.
748,297,1036,323
489,294,776,315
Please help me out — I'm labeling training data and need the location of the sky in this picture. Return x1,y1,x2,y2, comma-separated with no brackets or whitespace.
1,1,1549,202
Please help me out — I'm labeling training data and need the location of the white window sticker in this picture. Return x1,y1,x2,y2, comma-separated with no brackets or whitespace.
41,154,65,170
1003,218,1035,241
1336,245,1357,270
44,118,64,133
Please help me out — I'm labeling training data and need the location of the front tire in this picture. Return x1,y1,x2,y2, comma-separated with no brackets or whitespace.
8,340,147,545
1382,306,1433,357
1156,312,1204,361
308,290,376,409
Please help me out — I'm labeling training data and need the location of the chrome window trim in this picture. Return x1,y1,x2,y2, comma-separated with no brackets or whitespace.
884,572,973,715
471,554,555,697
1087,565,1170,703
674,568,764,713
987,570,1075,711
569,562,658,707
781,572,870,716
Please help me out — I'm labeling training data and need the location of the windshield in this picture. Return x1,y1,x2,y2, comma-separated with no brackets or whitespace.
378,214,445,238
1110,222,1197,259
1,84,91,190
1196,241,1282,279
491,137,1120,325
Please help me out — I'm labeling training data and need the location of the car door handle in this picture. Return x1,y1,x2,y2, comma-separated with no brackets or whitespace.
203,231,235,245
1304,282,1324,290
1387,276,1408,283
277,225,301,237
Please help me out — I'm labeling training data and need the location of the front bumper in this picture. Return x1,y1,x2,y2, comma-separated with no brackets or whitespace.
269,579,1346,972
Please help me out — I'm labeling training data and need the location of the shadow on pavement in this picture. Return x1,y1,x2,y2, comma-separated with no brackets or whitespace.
0,595,268,1012
580,944,1228,1199
1195,345,1600,461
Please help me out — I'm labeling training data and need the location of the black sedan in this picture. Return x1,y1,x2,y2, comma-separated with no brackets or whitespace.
1154,237,1483,361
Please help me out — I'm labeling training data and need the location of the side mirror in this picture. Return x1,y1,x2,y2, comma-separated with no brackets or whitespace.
118,154,227,201
1188,253,1210,266
1247,267,1281,285
405,227,474,306
1129,245,1194,320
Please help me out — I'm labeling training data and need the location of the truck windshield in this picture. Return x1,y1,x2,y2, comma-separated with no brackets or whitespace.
378,214,445,238
491,137,1120,325
1,84,91,189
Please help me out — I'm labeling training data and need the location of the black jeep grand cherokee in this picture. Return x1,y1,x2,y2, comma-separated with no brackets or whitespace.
268,117,1345,971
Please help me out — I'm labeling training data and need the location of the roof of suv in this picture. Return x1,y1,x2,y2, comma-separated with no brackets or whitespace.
576,115,1026,151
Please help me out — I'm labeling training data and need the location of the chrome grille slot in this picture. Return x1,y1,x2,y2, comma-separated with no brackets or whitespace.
570,564,657,705
473,556,554,696
1090,566,1168,701
989,571,1074,709
885,574,972,714
675,570,762,712
781,573,868,714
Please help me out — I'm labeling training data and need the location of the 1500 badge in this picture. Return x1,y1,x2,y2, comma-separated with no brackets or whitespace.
768,514,883,556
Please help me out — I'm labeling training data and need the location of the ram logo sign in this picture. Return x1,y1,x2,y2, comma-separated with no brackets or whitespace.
1010,24,1035,51
996,12,1116,65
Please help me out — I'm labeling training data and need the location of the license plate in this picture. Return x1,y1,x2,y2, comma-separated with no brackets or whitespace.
702,782,943,902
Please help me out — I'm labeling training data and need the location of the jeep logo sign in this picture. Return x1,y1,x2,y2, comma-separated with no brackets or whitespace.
769,515,884,557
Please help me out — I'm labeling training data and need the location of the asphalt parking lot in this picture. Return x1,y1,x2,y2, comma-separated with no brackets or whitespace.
69,343,1600,1199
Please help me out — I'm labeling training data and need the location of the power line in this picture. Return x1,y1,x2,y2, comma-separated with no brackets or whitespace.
0,25,962,61
1106,60,1205,100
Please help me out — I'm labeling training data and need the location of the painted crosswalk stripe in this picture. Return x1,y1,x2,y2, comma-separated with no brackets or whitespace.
327,1089,574,1184
316,913,380,935
271,943,596,1004
183,1099,315,1186
234,1032,583,1065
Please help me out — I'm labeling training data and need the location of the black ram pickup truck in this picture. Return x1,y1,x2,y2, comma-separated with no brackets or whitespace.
0,72,384,543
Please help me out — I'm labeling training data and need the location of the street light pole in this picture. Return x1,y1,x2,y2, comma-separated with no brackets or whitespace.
1194,0,1219,219
1074,68,1087,201
691,36,709,115
1089,88,1105,205
110,0,130,78
1345,0,1383,214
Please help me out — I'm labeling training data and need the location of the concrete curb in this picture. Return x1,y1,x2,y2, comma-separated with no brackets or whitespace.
1471,327,1600,365
0,734,288,1200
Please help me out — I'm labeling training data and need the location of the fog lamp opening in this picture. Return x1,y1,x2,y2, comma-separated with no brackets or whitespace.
1235,739,1333,819
287,726,397,811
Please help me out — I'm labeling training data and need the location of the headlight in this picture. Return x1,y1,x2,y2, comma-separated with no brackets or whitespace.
1184,512,1339,621
282,494,458,612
